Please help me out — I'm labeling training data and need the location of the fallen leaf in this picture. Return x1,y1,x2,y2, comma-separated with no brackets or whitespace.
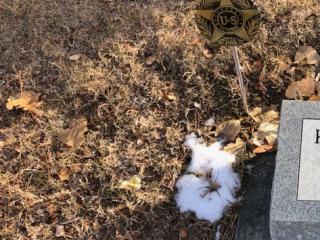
223,138,246,155
71,165,82,173
46,204,58,218
248,106,279,154
265,134,277,146
6,91,43,116
285,77,315,99
248,136,262,147
253,145,274,154
262,109,279,123
164,92,177,101
295,46,320,65
120,175,141,191
194,102,201,109
179,228,188,239
58,168,70,181
286,66,296,74
57,118,87,147
257,122,279,142
248,107,263,123
146,56,157,66
216,120,241,141
69,54,82,61
191,38,202,45
55,225,65,237
309,95,320,101
249,106,279,123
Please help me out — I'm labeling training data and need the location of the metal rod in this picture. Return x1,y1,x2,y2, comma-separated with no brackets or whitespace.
232,46,249,114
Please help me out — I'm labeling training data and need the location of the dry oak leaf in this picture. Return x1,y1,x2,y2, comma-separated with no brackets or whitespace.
309,95,320,101
248,107,263,123
250,106,279,123
248,106,279,153
120,175,141,191
294,46,320,65
223,137,246,155
285,77,315,99
6,91,43,116
257,122,279,145
57,118,87,147
250,121,278,154
253,144,274,154
216,119,241,142
262,108,279,123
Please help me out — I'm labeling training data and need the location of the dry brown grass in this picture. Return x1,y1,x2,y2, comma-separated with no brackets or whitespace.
0,0,319,239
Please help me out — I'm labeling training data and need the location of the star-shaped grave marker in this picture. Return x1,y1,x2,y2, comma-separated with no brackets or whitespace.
194,0,262,113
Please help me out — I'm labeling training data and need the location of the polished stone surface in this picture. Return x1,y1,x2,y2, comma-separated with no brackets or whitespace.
270,101,320,240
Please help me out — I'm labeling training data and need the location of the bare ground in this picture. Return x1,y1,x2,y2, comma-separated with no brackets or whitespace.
0,0,319,239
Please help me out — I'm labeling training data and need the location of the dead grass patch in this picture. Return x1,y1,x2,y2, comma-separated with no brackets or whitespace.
0,0,320,239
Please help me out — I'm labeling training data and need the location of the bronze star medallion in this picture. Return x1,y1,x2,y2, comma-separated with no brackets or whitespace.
195,0,261,46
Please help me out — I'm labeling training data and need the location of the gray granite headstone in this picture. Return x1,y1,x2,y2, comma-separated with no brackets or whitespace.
270,100,320,240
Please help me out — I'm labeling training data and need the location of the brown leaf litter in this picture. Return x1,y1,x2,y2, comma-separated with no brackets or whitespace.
57,118,88,148
216,120,241,142
285,76,315,99
248,106,280,154
6,91,43,116
294,46,320,65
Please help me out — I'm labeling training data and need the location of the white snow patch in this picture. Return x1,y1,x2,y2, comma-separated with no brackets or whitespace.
205,116,215,126
175,133,240,223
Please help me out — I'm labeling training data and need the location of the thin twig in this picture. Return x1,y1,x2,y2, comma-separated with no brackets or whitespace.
232,46,249,114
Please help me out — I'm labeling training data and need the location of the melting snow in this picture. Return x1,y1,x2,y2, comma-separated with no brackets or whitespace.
175,133,240,223
205,116,215,126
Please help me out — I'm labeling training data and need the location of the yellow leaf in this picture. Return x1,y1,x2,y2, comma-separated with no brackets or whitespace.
120,175,141,191
165,92,177,101
57,118,87,147
6,91,43,116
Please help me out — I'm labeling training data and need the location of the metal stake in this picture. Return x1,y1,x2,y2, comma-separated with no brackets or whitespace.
232,46,249,114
